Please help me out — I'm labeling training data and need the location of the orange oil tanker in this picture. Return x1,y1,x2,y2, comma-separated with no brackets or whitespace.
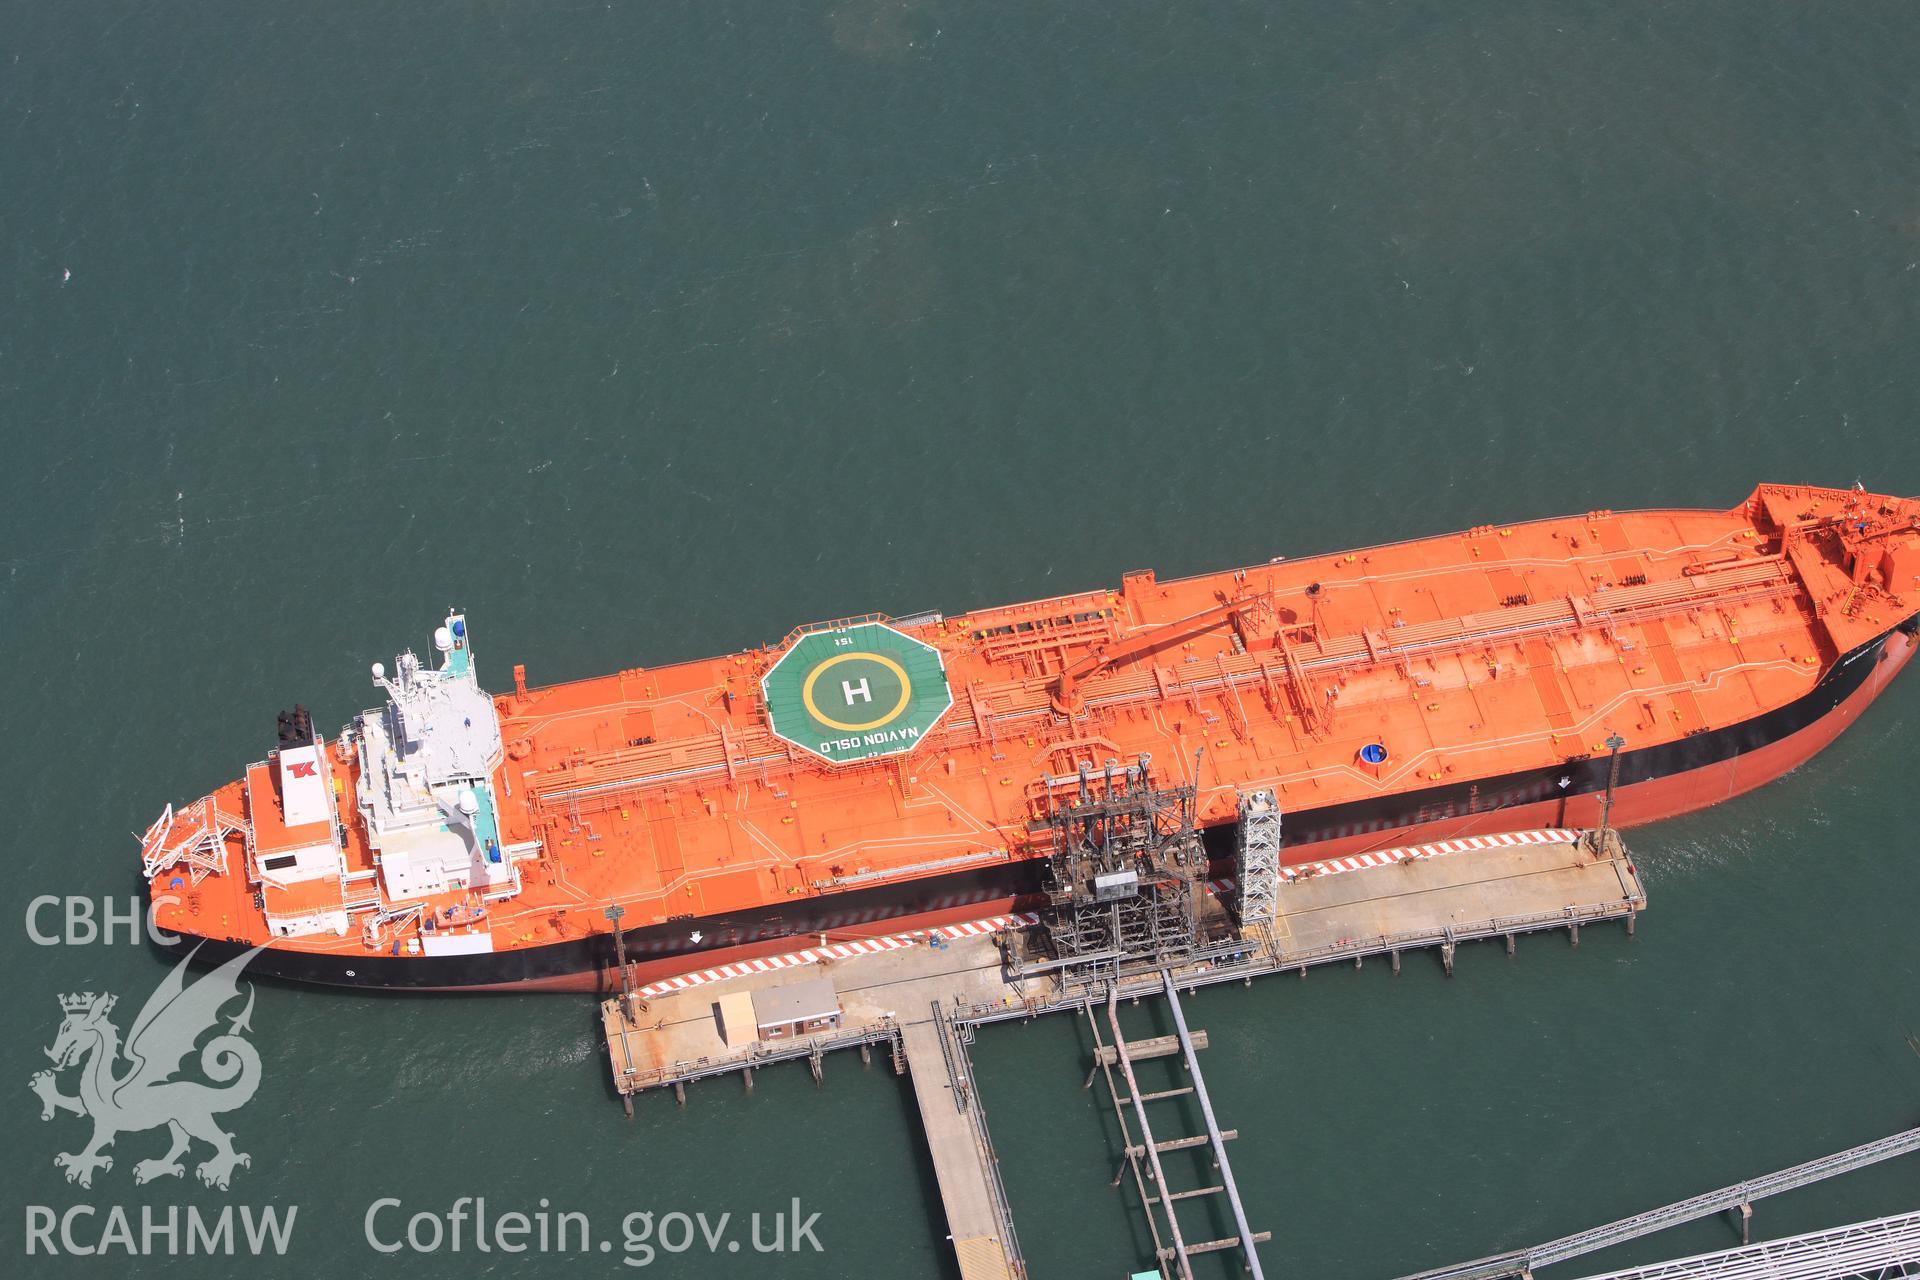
139,483,1920,991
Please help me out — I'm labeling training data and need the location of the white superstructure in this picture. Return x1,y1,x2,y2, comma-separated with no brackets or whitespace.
355,612,520,907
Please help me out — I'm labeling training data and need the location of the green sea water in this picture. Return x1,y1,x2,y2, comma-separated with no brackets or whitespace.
4,2,1918,1276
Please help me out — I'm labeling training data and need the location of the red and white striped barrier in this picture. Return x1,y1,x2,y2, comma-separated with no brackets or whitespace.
1280,827,1579,882
637,830,1580,996
637,911,1041,998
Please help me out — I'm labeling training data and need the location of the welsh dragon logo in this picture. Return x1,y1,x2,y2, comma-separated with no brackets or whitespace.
30,945,266,1190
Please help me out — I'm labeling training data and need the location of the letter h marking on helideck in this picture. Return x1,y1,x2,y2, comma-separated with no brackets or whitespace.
841,678,872,704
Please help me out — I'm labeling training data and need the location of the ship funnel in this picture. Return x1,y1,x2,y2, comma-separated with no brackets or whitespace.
274,704,330,827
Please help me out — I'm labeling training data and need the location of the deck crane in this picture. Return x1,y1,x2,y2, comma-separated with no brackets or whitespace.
1050,590,1265,716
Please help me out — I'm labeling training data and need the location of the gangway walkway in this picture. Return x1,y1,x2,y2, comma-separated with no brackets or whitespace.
1398,1125,1920,1280
1569,1208,1920,1280
901,1003,1025,1280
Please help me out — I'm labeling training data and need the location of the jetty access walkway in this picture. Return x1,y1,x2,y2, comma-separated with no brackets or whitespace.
603,830,1647,1279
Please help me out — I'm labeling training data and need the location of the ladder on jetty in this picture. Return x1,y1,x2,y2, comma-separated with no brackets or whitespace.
1398,1124,1920,1280
1569,1208,1920,1280
1083,973,1270,1280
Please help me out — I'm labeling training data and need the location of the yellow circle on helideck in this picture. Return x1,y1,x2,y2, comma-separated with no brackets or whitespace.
802,652,913,732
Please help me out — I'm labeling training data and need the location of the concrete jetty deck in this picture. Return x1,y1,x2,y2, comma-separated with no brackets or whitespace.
603,935,1024,1278
1267,832,1644,972
602,927,1017,1089
601,830,1647,1279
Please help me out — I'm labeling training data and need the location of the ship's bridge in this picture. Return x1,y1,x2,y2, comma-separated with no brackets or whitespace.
761,620,953,765
355,612,516,905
